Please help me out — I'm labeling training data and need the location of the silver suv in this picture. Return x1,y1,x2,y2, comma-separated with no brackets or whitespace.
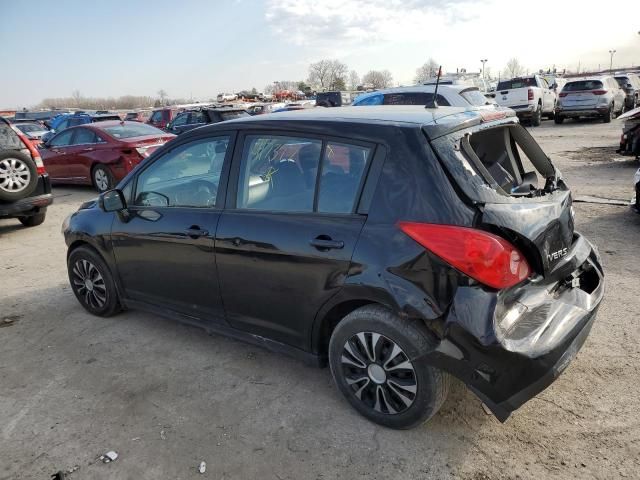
555,76,625,124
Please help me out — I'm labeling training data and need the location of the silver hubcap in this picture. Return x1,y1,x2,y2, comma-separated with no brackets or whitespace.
341,332,417,415
0,158,31,193
72,259,107,309
94,169,109,191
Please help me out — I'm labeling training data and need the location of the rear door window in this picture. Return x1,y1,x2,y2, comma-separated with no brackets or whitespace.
318,143,371,213
72,128,101,145
150,111,163,123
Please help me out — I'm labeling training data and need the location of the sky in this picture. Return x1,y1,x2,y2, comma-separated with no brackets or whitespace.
1,0,639,108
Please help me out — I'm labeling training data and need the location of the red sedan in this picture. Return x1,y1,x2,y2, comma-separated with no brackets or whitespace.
40,121,175,192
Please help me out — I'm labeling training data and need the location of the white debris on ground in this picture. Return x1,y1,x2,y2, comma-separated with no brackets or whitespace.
198,461,206,474
100,451,118,463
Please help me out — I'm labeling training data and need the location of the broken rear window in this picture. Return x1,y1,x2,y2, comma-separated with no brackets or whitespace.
429,123,558,204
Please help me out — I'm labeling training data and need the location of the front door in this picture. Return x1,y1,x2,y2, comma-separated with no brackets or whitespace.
110,134,233,321
40,129,75,180
215,133,374,349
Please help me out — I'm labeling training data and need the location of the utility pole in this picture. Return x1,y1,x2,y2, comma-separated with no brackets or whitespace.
480,59,488,80
609,49,616,72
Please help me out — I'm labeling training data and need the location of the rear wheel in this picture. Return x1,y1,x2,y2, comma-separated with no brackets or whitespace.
67,246,121,317
19,210,46,227
329,305,449,429
531,104,542,126
92,165,113,193
603,105,613,123
554,114,565,124
0,151,38,201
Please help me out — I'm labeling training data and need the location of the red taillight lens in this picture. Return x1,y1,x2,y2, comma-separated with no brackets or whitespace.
398,222,531,289
11,125,46,174
528,88,534,101
592,90,607,95
559,92,568,98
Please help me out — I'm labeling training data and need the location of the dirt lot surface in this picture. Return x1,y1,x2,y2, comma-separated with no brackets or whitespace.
1,119,639,480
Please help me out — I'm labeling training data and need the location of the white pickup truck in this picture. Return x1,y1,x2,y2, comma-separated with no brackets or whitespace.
495,75,557,126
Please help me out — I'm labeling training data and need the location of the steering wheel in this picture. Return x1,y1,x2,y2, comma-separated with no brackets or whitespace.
188,179,218,206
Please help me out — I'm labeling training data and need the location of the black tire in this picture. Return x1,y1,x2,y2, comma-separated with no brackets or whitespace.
546,103,556,120
67,246,121,317
329,305,449,429
0,150,38,201
18,210,46,227
603,105,613,123
92,165,114,193
554,114,565,124
531,104,542,126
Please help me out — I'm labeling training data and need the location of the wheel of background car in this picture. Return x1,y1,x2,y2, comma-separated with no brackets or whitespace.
67,246,121,317
604,105,613,124
92,165,113,192
0,150,38,201
531,104,542,127
554,115,565,125
19,210,46,227
328,305,450,429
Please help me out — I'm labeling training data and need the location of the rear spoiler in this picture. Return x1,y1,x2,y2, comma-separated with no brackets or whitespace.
422,107,517,140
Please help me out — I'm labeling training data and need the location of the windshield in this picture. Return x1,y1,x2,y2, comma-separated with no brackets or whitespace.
497,78,537,90
563,80,603,92
101,123,165,139
16,123,45,133
220,110,249,121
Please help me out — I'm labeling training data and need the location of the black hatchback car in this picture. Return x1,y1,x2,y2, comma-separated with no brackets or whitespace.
63,106,604,429
166,106,249,135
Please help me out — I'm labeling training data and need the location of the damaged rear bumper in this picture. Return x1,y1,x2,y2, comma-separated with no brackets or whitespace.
419,232,604,422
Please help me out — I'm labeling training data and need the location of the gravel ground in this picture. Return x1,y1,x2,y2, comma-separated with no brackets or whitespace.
1,118,639,480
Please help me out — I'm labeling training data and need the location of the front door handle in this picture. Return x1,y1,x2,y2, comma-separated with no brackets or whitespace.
310,237,344,250
184,226,209,239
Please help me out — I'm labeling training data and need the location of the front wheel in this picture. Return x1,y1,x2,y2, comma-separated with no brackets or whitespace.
67,246,121,317
329,305,449,429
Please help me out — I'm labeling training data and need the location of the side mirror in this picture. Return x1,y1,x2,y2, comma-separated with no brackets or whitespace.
101,189,126,212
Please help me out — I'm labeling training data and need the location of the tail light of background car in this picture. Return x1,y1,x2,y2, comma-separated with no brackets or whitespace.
11,124,46,174
527,88,534,101
120,148,145,173
559,92,568,97
398,222,531,289
592,90,607,95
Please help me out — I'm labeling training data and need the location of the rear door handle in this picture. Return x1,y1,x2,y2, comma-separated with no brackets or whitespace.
82,147,94,152
310,237,344,250
184,226,209,239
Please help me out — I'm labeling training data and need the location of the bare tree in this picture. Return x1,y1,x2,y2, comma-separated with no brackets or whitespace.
504,58,525,78
71,90,82,107
157,89,168,105
414,59,439,84
362,70,393,89
348,70,360,90
307,59,349,90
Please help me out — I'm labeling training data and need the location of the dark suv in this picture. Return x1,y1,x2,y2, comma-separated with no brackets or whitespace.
63,106,604,429
165,106,249,135
0,117,53,226
614,73,640,110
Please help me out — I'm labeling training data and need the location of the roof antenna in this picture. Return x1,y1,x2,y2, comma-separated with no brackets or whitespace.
426,65,442,109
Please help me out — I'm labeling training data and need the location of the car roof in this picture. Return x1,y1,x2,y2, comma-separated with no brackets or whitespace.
219,105,479,126
566,76,610,82
358,84,479,96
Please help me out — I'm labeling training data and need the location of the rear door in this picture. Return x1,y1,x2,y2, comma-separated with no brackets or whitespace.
561,80,602,109
215,132,374,349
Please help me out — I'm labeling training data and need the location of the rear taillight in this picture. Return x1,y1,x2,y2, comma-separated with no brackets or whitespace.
11,125,46,174
398,222,531,289
527,88,534,101
592,90,607,95
559,92,568,98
